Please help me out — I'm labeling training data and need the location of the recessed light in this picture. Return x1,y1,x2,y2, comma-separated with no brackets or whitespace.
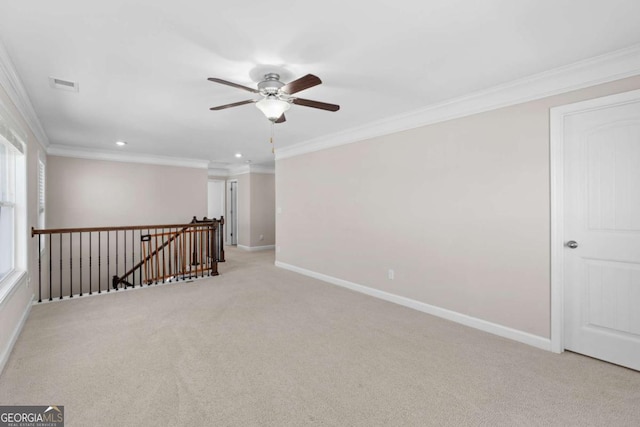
115,141,127,146
235,153,242,158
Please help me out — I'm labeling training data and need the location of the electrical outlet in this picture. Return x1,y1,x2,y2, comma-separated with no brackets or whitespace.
276,246,281,253
388,269,394,280
277,207,282,214
259,234,264,241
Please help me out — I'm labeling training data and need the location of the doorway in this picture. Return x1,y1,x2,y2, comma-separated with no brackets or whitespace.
551,88,640,371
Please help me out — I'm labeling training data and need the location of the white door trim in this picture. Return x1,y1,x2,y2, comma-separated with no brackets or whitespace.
549,88,640,354
227,179,238,245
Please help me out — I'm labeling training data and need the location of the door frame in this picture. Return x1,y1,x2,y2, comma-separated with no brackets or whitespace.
549,88,640,354
227,179,238,245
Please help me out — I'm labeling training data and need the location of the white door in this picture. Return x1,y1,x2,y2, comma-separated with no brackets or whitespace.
561,90,640,371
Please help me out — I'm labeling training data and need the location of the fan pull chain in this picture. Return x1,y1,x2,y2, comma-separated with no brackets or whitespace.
270,121,275,154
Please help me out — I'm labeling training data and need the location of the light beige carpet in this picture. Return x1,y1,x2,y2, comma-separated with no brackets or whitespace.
1,248,639,426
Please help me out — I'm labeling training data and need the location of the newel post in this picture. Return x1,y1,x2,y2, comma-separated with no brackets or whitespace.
218,216,225,262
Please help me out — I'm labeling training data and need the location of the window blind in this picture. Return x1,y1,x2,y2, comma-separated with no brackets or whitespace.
38,160,45,214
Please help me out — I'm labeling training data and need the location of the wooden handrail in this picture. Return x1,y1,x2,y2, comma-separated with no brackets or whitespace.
30,216,223,302
115,223,217,286
31,221,217,237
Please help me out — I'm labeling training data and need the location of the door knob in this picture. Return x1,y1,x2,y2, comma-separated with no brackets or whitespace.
566,240,578,249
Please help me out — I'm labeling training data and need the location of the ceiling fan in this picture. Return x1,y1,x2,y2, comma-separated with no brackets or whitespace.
208,73,340,123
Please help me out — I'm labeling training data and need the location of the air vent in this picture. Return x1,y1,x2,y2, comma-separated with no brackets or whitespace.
48,76,79,92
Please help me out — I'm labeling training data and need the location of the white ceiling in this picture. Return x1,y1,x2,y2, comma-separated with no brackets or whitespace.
1,0,640,167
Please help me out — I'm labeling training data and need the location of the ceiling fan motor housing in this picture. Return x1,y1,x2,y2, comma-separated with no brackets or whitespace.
258,73,284,95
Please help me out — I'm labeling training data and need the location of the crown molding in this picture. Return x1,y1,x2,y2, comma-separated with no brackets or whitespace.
0,39,50,148
47,144,210,169
228,164,275,176
208,167,230,178
250,164,275,174
276,43,640,161
228,165,250,176
47,144,273,173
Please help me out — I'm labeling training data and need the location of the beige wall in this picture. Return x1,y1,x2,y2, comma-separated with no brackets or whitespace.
276,75,640,339
0,84,45,372
228,172,275,248
47,156,207,228
250,174,276,247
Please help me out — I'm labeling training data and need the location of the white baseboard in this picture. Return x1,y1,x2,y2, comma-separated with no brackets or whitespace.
238,245,276,252
0,294,32,376
275,261,552,351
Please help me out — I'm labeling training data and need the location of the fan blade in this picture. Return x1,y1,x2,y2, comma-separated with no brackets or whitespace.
208,78,259,93
280,74,322,95
209,99,257,110
275,113,286,123
292,98,340,112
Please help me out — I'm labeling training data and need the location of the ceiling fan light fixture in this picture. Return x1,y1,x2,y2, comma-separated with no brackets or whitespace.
256,97,290,121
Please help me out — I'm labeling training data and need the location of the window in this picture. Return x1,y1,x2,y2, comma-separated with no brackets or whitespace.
0,104,25,287
0,141,17,281
38,158,45,249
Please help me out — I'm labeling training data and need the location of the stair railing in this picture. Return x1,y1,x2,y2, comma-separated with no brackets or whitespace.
31,217,224,303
